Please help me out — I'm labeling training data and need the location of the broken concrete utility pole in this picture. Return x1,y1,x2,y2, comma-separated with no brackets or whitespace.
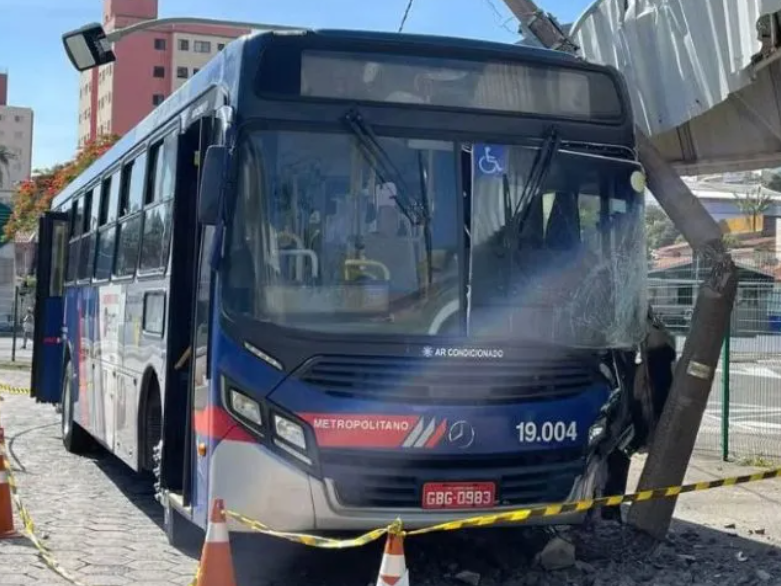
500,0,738,540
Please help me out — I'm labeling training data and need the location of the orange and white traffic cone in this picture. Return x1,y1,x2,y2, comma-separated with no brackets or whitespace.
376,530,409,586
0,428,17,539
196,498,237,586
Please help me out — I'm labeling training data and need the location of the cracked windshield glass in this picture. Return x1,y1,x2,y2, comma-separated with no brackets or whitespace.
1,0,780,585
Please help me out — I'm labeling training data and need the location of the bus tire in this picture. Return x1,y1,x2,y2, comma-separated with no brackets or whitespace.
61,359,92,454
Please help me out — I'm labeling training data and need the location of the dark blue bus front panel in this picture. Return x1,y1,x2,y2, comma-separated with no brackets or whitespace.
191,315,610,532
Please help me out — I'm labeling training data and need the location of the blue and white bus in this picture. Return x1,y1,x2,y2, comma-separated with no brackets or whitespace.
31,28,651,543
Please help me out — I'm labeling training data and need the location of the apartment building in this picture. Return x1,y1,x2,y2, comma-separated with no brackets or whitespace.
0,72,33,200
0,71,34,327
78,0,249,147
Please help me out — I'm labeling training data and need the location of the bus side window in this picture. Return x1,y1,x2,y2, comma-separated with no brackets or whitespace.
66,196,84,283
95,173,120,281
78,187,98,281
115,154,147,277
139,134,176,273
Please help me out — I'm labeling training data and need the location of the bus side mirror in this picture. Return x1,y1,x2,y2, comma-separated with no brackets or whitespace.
199,145,227,226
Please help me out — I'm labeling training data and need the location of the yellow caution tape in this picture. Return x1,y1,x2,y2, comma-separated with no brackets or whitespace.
1,437,91,586
225,509,391,548
226,467,781,546
188,565,200,586
0,382,30,396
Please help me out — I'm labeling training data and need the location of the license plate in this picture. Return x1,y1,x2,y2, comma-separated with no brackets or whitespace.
421,482,496,510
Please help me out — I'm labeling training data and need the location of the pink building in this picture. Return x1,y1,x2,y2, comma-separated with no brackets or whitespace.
78,0,250,147
0,72,7,106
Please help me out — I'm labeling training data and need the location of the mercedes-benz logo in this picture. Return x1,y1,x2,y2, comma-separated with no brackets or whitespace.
448,421,475,449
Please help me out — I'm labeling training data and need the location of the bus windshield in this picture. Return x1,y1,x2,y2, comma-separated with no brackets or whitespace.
223,130,461,335
469,145,647,348
223,130,647,348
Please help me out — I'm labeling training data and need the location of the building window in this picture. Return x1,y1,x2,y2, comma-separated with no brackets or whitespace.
153,66,166,78
179,39,189,51
154,38,166,50
152,94,165,106
193,68,200,75
193,40,211,53
218,43,226,51
177,67,188,79
14,115,22,123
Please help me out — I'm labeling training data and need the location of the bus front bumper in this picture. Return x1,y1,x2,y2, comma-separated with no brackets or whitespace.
209,439,592,534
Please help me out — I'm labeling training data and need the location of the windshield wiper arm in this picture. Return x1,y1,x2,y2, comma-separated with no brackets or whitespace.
342,108,426,226
510,126,561,229
416,151,433,287
502,127,561,257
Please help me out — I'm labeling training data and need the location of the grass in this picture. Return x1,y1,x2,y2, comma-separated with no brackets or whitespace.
737,455,777,468
0,360,31,371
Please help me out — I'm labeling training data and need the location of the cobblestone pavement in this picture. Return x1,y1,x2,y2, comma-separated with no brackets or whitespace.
1,367,781,586
0,368,198,586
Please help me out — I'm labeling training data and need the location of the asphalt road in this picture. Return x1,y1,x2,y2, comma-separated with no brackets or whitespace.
697,363,781,460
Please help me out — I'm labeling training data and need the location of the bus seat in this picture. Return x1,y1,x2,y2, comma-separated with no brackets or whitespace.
363,205,419,294
545,192,581,251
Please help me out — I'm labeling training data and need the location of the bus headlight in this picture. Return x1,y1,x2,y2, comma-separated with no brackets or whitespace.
229,390,263,427
274,414,307,451
588,422,606,446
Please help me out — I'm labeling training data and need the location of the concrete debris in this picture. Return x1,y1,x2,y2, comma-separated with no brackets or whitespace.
756,569,772,582
454,570,481,586
574,560,596,573
536,536,576,571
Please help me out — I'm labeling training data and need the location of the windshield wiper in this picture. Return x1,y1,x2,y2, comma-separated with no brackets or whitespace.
500,127,560,294
342,109,427,227
416,151,433,287
511,127,561,232
343,108,434,288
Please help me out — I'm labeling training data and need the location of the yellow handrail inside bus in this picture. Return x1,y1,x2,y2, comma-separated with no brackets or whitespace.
343,259,390,281
277,232,304,249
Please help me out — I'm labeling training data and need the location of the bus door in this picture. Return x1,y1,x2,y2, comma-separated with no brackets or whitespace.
187,108,228,517
31,211,69,403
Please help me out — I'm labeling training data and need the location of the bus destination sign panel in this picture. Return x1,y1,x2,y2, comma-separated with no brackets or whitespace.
299,50,623,121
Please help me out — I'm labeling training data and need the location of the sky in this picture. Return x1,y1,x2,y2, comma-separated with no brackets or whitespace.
0,0,593,171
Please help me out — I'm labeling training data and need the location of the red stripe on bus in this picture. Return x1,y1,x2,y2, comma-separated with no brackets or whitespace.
425,420,448,448
193,406,255,443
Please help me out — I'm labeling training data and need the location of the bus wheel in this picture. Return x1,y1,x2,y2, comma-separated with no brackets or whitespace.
61,359,92,454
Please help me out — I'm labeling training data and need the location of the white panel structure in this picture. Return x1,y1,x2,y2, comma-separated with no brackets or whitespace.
570,0,781,174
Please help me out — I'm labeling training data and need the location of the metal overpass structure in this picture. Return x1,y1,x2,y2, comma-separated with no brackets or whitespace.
570,0,781,176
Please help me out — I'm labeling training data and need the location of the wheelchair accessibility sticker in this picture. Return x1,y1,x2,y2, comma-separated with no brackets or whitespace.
474,144,506,177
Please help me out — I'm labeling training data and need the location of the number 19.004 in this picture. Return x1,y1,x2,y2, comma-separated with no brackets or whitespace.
516,421,577,443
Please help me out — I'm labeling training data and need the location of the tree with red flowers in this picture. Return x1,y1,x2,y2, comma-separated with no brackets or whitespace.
4,134,121,240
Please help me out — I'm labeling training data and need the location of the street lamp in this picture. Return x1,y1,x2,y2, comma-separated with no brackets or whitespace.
62,18,305,72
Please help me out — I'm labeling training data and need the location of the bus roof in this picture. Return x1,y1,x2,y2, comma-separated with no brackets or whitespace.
295,28,581,63
52,28,592,210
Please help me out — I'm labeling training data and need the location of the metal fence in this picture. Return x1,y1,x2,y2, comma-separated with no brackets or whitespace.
1,248,779,463
650,250,781,464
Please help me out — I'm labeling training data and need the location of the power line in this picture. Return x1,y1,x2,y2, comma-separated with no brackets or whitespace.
481,0,520,35
398,0,415,32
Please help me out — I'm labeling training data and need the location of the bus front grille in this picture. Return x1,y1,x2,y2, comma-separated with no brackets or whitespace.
320,449,585,509
295,353,600,404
